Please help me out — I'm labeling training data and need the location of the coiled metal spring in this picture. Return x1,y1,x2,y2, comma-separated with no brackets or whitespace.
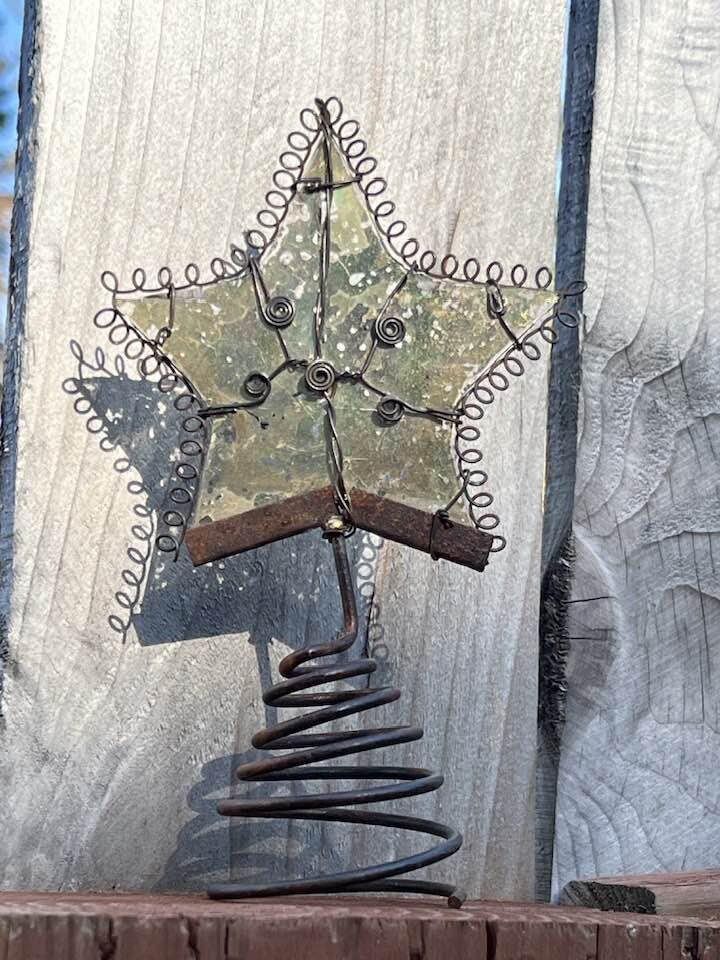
207,521,464,906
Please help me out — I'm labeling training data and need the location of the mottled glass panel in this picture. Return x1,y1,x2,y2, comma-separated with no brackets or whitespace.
332,383,464,519
321,144,407,374
195,379,328,520
122,280,278,408
120,136,558,528
368,275,557,413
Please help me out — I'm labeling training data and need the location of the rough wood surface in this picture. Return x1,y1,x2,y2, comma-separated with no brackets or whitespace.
562,869,720,921
553,0,720,892
0,0,566,896
2,893,720,960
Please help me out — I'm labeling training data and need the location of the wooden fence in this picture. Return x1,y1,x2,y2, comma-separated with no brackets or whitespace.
0,0,717,907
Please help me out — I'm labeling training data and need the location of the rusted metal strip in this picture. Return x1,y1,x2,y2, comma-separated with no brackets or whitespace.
184,486,492,571
185,486,338,564
348,490,492,572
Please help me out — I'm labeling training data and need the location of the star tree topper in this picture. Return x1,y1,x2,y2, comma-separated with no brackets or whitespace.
101,97,572,573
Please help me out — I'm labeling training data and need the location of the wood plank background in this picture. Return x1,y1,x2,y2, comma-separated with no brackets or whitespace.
553,0,720,892
0,0,566,897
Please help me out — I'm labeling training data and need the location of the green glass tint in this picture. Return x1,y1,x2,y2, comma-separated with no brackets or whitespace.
120,137,557,526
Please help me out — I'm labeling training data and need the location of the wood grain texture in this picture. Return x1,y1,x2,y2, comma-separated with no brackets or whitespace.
553,0,720,893
2,893,720,960
562,869,720,921
0,0,565,896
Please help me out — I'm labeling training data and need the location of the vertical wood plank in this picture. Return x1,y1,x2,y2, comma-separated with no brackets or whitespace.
553,0,720,892
0,0,566,896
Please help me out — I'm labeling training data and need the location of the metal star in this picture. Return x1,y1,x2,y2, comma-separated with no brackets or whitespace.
102,97,570,570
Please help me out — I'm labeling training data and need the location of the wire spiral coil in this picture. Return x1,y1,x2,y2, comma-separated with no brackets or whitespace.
207,523,464,905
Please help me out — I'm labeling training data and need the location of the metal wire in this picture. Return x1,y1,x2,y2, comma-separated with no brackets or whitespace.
93,301,210,559
86,93,588,908
207,524,465,907
93,94,586,556
454,279,585,550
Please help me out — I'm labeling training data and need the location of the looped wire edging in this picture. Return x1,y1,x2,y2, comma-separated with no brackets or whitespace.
94,95,587,557
454,280,587,551
100,96,556,299
93,304,208,559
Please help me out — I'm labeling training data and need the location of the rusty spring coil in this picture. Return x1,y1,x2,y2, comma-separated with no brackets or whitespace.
207,522,464,906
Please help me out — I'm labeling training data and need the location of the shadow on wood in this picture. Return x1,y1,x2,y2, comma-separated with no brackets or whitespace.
63,336,394,892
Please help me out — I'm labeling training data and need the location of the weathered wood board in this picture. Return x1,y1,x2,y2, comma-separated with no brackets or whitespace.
553,0,720,892
0,0,565,896
3,894,720,960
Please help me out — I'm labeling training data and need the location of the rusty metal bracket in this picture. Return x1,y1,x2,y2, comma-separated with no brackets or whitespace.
184,486,492,571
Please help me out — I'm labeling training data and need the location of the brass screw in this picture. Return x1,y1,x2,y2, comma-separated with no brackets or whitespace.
323,515,347,536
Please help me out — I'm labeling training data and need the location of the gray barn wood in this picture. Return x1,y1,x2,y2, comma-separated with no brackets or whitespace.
553,0,720,892
0,0,566,897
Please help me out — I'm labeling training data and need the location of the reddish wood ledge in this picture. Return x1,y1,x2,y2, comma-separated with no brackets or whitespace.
185,485,493,571
1,893,719,959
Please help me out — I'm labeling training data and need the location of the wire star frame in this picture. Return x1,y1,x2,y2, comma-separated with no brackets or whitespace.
91,96,584,904
96,95,583,569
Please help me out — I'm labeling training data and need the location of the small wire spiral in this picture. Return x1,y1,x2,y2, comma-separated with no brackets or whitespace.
207,524,464,906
